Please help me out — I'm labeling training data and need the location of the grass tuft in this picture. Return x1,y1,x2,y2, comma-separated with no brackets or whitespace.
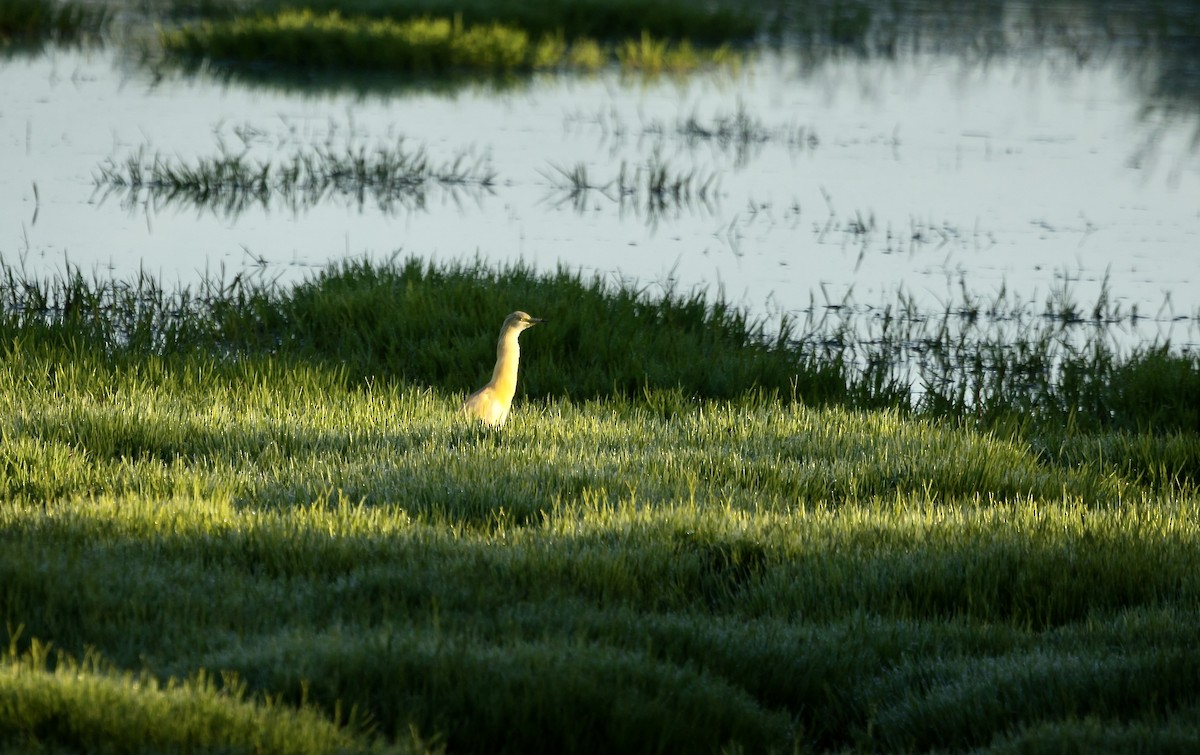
159,10,743,76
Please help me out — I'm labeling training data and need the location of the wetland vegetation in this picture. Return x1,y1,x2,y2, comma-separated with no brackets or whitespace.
5,0,1200,752
158,11,742,75
1,257,1199,752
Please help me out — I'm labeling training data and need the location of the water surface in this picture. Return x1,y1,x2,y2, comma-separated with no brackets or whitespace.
3,44,1198,340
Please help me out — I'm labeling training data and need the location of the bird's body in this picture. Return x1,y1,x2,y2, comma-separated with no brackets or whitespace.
462,311,544,427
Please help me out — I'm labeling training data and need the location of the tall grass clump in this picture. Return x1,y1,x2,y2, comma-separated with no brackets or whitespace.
164,0,757,45
161,12,527,73
160,10,742,75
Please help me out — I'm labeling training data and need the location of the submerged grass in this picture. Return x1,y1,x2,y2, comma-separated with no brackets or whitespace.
0,256,1198,752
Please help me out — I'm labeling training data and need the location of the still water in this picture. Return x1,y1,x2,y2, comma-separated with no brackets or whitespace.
3,45,1198,338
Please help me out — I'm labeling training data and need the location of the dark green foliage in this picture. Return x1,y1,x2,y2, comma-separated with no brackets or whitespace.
301,256,861,406
0,0,107,43
1066,346,1200,433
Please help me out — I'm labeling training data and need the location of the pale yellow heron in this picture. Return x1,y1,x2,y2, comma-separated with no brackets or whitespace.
462,311,545,426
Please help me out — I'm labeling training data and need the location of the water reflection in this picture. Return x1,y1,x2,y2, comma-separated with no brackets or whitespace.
3,8,1199,342
151,55,534,101
541,155,719,231
92,142,496,219
563,103,821,168
134,0,1200,119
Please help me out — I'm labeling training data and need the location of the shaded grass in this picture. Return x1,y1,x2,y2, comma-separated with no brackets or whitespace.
0,638,390,755
0,256,1199,751
0,0,107,44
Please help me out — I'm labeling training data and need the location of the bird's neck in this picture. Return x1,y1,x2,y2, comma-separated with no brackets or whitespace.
489,329,522,399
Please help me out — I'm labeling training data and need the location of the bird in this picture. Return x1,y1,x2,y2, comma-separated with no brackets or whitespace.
462,310,545,427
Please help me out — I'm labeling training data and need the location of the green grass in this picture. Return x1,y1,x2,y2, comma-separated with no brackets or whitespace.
161,0,758,45
159,10,743,75
0,637,380,754
1,256,1199,752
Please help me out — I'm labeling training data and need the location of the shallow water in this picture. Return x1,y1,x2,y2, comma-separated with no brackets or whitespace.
3,45,1198,342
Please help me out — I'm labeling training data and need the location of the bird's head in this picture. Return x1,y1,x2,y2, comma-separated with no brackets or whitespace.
505,311,545,332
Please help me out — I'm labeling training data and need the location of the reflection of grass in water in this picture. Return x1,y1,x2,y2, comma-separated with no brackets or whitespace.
160,10,742,75
0,0,108,43
567,102,820,168
144,2,1200,116
542,154,719,227
0,256,1198,753
92,142,496,217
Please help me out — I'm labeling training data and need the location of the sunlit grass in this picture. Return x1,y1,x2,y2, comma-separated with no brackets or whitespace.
159,10,743,75
3,256,1199,438
0,256,1198,751
0,637,390,754
163,0,758,45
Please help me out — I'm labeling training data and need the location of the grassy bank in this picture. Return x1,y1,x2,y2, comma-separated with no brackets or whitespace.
6,256,1197,434
1,257,1199,752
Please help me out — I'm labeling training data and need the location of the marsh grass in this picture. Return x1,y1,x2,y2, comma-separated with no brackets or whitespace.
159,10,743,76
163,0,757,45
94,141,495,217
1,256,1199,752
2,256,1198,437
